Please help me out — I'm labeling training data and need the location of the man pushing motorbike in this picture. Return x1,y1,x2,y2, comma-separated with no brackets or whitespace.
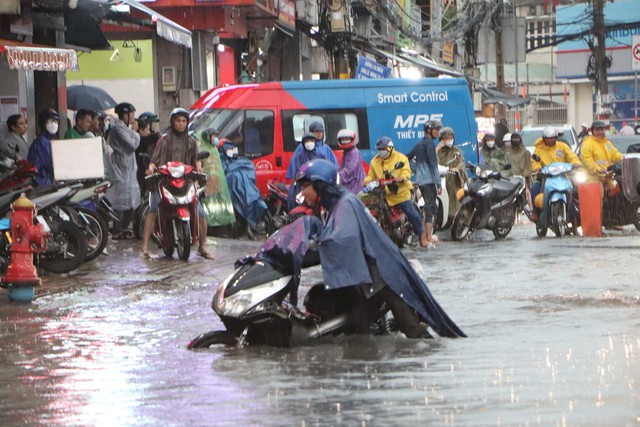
297,159,466,339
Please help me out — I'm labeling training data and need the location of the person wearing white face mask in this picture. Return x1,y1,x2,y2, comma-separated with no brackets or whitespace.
436,127,468,229
480,132,513,177
27,108,60,186
287,132,324,210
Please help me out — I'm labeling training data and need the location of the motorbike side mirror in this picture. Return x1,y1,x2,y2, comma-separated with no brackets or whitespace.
394,161,405,169
197,151,210,160
532,154,541,163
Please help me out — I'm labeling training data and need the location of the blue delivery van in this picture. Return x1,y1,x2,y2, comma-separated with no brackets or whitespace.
190,78,478,195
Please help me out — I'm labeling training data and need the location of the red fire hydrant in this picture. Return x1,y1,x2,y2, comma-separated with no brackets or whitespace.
2,194,50,302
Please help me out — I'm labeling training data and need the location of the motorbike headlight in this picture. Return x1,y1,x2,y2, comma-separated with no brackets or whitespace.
168,164,185,178
476,183,492,197
213,275,291,318
573,170,587,184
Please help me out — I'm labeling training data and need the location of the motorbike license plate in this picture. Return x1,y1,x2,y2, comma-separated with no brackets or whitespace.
35,215,51,233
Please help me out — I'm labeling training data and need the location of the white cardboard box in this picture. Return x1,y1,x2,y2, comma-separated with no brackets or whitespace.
52,137,105,181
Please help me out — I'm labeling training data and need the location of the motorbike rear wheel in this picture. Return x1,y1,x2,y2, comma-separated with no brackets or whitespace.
187,331,238,349
39,220,87,274
451,204,474,241
176,220,191,261
551,200,566,238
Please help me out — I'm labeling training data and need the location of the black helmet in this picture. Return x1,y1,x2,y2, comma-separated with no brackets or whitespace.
138,112,159,124
375,136,394,150
592,120,606,130
170,107,189,121
424,119,443,132
295,159,338,186
114,102,135,117
38,108,60,130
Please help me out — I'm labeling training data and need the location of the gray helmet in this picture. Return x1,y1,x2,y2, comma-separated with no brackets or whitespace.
542,126,558,138
439,127,454,139
170,107,189,121
591,120,606,130
309,121,324,132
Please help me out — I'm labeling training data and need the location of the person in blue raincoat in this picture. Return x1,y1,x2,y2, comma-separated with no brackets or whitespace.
219,139,268,229
27,108,60,186
295,159,466,339
286,132,327,210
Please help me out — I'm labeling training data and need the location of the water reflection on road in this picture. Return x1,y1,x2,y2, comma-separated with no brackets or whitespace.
1,227,639,426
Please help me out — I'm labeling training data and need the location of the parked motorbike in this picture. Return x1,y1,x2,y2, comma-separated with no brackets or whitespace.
528,157,581,238
24,184,88,273
601,163,640,231
359,162,419,248
264,180,290,230
144,159,208,260
451,162,526,241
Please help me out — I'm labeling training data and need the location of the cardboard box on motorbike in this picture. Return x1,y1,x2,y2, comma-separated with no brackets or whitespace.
189,78,479,196
51,137,105,181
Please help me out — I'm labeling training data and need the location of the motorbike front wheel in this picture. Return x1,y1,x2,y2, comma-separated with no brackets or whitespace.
451,204,474,241
187,331,238,349
39,221,88,273
175,220,191,261
77,208,108,262
551,200,566,238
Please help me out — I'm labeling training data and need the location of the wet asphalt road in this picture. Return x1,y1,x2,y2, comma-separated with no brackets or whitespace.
1,220,639,426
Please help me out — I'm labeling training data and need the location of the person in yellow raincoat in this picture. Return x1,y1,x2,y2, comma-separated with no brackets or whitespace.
362,136,427,247
579,120,625,230
579,120,623,184
198,128,236,228
528,126,582,221
435,127,468,229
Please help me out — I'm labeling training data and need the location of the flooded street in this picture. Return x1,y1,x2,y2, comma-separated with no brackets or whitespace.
1,222,639,426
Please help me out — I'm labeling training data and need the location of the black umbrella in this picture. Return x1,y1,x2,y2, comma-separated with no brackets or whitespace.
67,85,117,111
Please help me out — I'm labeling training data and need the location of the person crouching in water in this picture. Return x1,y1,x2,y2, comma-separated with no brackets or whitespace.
336,128,365,195
296,159,466,338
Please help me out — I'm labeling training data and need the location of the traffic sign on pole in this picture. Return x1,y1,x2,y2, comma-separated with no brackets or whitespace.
632,35,640,71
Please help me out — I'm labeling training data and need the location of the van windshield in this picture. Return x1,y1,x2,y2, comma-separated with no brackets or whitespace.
190,108,274,159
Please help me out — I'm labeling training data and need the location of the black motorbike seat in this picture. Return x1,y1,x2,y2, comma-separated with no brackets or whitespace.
491,176,524,200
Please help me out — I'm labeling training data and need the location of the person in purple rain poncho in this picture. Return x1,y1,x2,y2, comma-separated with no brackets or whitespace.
336,128,366,194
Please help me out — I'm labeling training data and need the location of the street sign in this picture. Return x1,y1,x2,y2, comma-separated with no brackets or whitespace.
632,35,640,71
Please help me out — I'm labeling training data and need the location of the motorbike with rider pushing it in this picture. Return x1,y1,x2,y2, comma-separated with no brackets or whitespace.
188,159,465,349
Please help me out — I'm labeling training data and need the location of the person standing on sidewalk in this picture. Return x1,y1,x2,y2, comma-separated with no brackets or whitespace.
106,102,141,239
407,119,443,246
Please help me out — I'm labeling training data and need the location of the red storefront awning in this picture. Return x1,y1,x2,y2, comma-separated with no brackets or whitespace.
0,39,79,72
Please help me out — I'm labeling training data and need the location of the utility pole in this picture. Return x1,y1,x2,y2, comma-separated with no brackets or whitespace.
593,0,609,123
494,1,505,121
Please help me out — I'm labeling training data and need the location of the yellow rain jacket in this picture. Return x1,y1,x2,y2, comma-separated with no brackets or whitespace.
531,138,581,171
579,135,623,183
363,149,412,207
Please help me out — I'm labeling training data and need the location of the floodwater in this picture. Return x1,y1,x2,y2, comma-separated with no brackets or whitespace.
1,224,639,426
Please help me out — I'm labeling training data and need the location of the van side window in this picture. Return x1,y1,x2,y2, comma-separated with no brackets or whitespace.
237,110,274,159
283,110,369,152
